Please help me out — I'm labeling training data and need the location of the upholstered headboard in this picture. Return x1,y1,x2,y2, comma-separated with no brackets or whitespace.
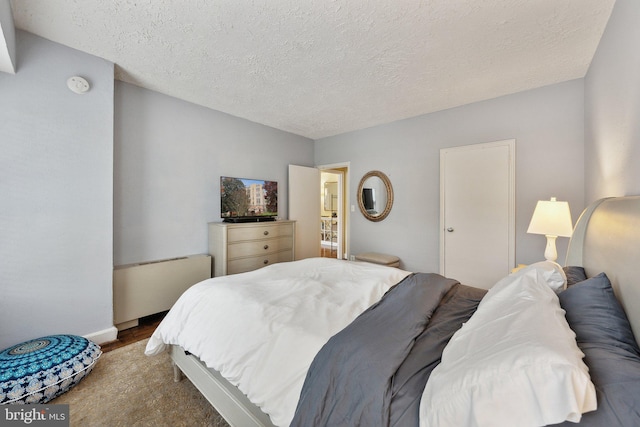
566,195,640,343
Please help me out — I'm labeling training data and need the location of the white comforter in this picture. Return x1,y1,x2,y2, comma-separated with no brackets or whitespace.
145,257,411,427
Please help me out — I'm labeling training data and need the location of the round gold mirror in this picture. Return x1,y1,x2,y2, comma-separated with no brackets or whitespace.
357,170,393,222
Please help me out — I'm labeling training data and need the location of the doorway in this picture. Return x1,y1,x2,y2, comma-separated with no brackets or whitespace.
321,171,341,258
320,165,348,260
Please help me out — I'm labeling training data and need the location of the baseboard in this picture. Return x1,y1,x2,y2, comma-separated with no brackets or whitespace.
84,326,118,345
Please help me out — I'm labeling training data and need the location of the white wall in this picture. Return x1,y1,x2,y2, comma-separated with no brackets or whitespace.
585,0,640,203
0,31,114,349
114,82,314,265
0,0,16,73
315,80,585,274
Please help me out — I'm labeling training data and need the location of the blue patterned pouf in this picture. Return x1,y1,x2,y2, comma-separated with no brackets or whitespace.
0,335,101,404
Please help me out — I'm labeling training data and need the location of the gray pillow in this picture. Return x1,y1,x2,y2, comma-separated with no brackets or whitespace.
562,266,587,287
555,273,640,426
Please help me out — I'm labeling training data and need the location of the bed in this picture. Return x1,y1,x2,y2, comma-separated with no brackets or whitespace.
145,195,640,427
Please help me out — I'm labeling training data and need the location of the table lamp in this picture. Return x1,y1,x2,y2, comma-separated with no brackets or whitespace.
527,197,573,262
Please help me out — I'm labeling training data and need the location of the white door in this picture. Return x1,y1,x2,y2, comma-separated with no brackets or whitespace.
440,140,515,289
289,165,321,260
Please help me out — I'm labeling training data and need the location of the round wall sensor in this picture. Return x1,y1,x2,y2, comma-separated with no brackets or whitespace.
67,76,90,94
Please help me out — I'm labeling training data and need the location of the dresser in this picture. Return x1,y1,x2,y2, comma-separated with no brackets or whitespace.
208,220,295,276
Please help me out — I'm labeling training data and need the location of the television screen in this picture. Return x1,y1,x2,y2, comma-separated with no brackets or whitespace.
220,176,278,221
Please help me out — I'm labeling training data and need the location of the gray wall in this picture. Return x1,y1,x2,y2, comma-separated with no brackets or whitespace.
585,0,640,203
0,31,114,349
114,82,314,265
0,31,313,349
315,80,585,274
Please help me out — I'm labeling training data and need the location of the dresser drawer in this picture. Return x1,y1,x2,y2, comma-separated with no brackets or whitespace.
227,223,293,242
227,236,293,259
227,250,294,275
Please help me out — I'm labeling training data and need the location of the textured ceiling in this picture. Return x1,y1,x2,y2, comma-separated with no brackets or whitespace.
9,0,615,139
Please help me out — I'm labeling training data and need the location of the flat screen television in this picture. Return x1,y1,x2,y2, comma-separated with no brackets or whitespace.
220,176,278,222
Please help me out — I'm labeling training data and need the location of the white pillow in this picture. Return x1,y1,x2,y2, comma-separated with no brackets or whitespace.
419,264,596,427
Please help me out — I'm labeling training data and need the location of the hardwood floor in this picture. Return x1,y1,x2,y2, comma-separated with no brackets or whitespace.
321,246,338,258
100,311,166,353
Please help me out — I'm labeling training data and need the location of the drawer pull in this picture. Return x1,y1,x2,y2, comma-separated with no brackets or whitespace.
264,245,269,250
263,259,269,265
263,231,269,236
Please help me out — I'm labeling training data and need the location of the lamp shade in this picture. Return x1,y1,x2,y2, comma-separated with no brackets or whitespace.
527,197,573,237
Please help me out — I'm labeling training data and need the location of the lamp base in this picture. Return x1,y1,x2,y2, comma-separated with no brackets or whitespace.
544,235,559,262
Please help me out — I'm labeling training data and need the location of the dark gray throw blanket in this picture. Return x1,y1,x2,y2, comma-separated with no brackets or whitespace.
291,273,486,427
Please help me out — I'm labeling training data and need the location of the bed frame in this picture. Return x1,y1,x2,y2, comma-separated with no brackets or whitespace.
170,195,640,427
169,345,274,427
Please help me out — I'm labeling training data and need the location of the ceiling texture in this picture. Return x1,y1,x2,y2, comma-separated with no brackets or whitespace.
8,0,616,139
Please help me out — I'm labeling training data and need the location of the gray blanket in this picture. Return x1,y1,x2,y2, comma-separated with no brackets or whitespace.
291,273,486,427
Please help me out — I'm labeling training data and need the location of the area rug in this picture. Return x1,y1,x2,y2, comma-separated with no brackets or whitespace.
51,338,230,426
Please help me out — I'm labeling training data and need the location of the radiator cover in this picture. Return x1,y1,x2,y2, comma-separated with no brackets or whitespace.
113,254,211,330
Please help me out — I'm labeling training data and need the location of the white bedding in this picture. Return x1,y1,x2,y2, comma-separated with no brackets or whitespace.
145,257,411,427
420,262,597,427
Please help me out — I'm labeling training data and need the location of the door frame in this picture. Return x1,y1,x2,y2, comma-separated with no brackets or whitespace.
439,139,516,281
